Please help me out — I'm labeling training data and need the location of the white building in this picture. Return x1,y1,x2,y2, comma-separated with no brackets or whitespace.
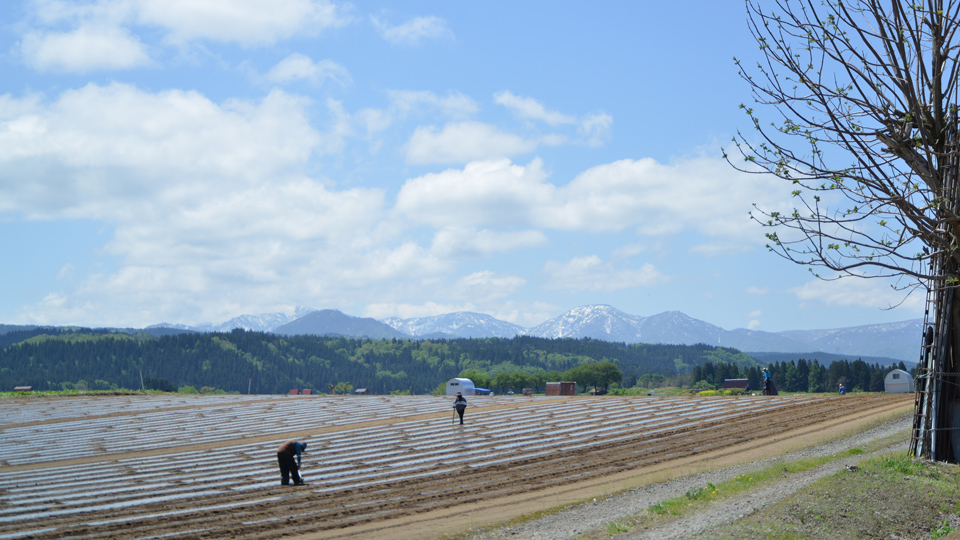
446,378,475,396
884,369,915,394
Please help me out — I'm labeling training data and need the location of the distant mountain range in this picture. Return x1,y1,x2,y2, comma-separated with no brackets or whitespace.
140,304,923,363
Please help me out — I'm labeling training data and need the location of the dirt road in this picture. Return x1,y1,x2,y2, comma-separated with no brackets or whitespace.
0,393,913,539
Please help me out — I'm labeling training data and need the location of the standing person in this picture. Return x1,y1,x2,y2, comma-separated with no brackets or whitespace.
839,383,847,395
277,440,307,486
762,368,772,395
453,391,467,425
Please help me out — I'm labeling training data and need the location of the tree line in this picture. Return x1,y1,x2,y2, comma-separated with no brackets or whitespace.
691,358,911,393
1,329,757,394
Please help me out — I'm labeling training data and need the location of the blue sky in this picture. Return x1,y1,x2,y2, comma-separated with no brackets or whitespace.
0,0,926,331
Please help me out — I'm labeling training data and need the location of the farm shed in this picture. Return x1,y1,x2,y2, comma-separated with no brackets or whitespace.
446,378,475,395
13,386,32,392
724,379,749,391
545,382,576,396
884,369,914,393
474,387,493,395
354,388,369,395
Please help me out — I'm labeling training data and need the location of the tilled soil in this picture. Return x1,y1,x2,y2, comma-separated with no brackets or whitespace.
0,393,914,540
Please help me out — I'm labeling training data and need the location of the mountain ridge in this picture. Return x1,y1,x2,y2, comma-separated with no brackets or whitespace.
143,304,922,362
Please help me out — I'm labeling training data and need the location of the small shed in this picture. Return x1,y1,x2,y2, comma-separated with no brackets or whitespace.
545,381,576,396
446,378,476,396
13,386,32,392
288,389,299,395
301,388,312,395
884,369,915,393
354,388,369,395
724,379,750,391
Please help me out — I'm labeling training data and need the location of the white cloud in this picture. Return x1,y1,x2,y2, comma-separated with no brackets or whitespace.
790,276,924,311
453,271,526,302
541,156,783,238
494,91,575,126
404,122,538,164
747,319,761,330
430,227,547,258
0,83,321,220
20,25,152,72
747,286,769,295
396,158,553,227
543,256,670,292
264,54,351,87
371,15,453,45
394,155,784,252
137,0,349,45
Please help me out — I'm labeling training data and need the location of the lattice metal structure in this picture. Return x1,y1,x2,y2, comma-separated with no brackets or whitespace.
912,109,960,462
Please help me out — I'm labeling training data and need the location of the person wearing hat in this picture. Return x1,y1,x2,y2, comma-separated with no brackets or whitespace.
839,382,847,395
277,440,308,485
453,391,468,425
761,367,772,395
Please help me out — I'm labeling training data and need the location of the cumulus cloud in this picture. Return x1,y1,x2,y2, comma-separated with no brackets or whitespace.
137,0,349,45
395,155,783,247
0,83,321,219
543,256,670,292
264,54,351,87
404,122,539,164
20,25,152,72
17,0,349,73
396,158,553,227
371,15,453,45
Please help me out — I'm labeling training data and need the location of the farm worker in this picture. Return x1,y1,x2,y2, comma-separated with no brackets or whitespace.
762,368,772,395
277,440,308,486
839,383,846,395
453,391,467,425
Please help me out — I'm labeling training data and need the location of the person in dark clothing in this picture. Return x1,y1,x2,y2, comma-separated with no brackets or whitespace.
277,440,307,485
453,392,467,425
762,367,772,395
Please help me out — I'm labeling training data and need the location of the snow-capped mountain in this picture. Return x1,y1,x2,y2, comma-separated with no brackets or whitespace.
149,306,316,333
147,304,923,362
383,312,526,339
273,309,406,339
206,306,317,333
527,305,645,341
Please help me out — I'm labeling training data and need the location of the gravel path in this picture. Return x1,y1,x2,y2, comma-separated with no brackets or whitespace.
464,413,913,540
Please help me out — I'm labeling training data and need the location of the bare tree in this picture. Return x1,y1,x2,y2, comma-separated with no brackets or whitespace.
727,0,960,460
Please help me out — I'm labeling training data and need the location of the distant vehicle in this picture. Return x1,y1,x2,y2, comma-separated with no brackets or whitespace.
507,391,514,395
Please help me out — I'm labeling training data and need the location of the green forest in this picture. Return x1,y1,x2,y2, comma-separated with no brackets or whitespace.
689,358,911,394
1,328,759,394
0,327,909,395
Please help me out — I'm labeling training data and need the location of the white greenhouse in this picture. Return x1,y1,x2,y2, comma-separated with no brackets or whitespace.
446,378,475,396
884,369,914,394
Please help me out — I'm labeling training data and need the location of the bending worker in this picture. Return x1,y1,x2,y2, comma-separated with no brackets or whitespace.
277,440,308,486
453,391,467,425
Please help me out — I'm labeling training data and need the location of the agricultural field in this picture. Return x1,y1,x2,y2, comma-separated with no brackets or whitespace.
0,392,912,539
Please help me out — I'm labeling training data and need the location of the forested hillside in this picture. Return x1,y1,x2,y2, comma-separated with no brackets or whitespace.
0,329,757,394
